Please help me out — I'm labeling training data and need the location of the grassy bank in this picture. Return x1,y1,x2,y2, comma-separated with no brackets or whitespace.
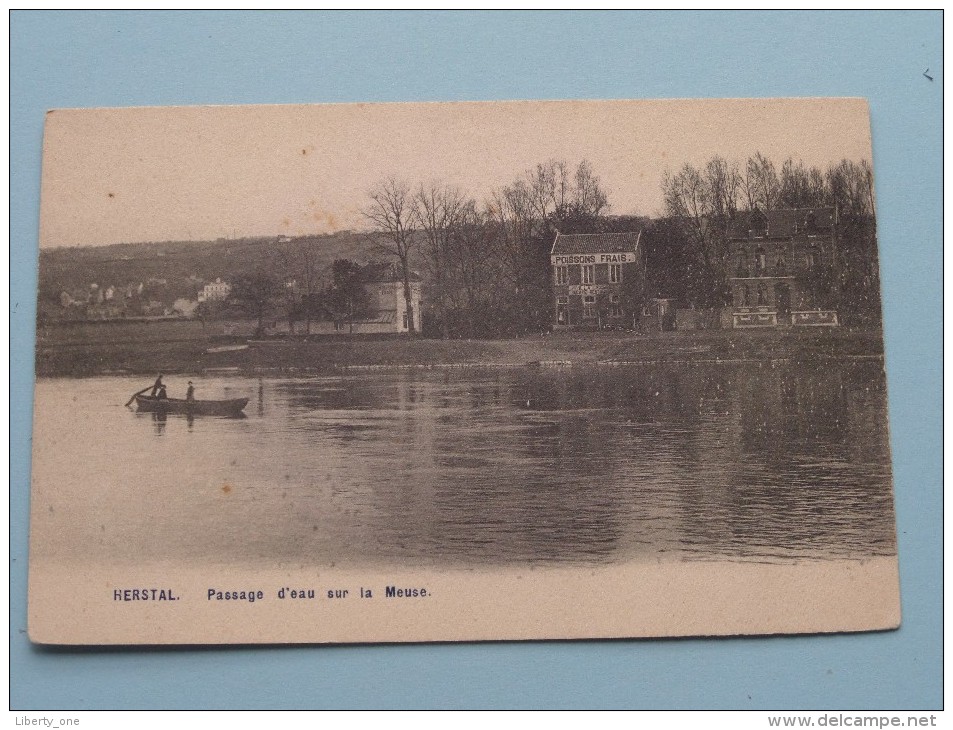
34,319,885,378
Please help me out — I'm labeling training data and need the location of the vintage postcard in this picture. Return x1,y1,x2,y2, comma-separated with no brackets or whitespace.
29,99,899,644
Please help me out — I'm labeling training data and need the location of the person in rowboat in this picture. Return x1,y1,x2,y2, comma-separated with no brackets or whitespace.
186,381,195,402
149,373,164,397
125,373,166,407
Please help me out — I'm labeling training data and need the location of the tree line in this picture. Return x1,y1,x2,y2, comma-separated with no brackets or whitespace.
362,159,613,338
657,154,879,322
204,159,613,337
219,153,881,337
197,257,376,336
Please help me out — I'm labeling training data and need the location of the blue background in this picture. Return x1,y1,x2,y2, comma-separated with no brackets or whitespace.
10,11,942,710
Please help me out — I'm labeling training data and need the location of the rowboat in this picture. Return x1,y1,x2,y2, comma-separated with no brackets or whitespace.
206,344,249,354
134,394,249,416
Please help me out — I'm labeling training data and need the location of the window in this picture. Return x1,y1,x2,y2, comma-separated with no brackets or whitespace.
402,312,409,329
609,294,622,317
609,264,622,284
583,295,596,318
736,253,749,278
555,265,568,285
755,246,766,274
582,264,594,284
556,296,569,325
750,209,767,236
807,244,818,270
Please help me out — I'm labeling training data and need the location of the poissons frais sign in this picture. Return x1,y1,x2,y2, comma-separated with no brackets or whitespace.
551,252,637,265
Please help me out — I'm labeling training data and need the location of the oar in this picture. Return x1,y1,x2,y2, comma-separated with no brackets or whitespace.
125,386,150,407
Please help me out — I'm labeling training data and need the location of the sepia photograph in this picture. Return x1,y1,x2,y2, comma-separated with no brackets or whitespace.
28,98,899,645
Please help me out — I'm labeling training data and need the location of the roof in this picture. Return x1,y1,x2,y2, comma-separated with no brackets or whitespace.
550,231,642,256
359,309,397,324
361,262,423,284
728,207,836,239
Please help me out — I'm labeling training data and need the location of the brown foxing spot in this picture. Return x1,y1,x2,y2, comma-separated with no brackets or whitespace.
221,484,232,494
108,193,115,198
312,210,339,228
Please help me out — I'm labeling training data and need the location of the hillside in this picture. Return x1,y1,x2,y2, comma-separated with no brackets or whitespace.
37,231,387,303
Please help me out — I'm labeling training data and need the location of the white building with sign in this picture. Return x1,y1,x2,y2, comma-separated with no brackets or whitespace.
550,231,645,329
359,262,423,333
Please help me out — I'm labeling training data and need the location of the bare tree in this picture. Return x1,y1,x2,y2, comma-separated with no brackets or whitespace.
296,237,321,335
275,238,304,334
662,152,880,319
484,159,612,334
743,152,781,211
487,179,545,333
274,236,324,336
808,166,827,206
449,202,508,338
663,164,712,301
414,182,470,339
364,178,419,335
780,158,840,208
704,156,741,221
229,271,281,337
525,159,570,221
521,158,609,226
779,159,811,209
826,159,875,220
860,159,876,218
661,157,741,306
573,159,610,220
327,259,371,334
488,180,534,292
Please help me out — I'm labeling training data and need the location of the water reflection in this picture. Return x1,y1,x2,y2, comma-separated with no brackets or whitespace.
139,409,246,432
35,362,896,568
265,362,895,565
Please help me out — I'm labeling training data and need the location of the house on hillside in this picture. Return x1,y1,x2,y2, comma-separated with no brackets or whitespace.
88,284,104,305
198,278,231,303
550,231,646,329
728,207,839,328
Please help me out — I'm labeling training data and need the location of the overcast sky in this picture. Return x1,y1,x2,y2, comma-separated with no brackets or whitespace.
39,98,873,248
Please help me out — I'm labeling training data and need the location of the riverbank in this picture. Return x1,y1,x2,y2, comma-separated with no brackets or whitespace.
34,319,886,377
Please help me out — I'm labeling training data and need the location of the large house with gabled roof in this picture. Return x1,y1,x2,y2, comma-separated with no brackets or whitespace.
728,207,839,328
550,231,645,329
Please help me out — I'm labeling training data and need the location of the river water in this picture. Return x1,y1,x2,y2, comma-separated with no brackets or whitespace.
31,362,896,569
